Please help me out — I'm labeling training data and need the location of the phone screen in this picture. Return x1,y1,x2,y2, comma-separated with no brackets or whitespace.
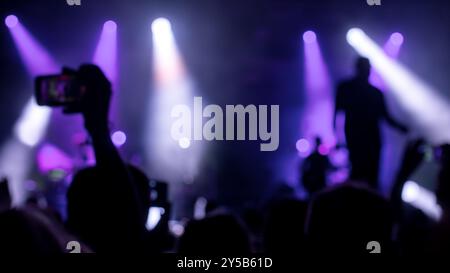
146,207,165,231
35,74,76,106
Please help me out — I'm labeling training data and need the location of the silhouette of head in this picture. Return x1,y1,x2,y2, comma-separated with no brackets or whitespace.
178,213,250,254
0,209,65,254
263,199,308,253
314,136,322,150
66,164,150,251
306,183,393,254
355,57,371,80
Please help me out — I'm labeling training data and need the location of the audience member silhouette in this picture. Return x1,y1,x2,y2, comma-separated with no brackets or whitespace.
242,207,265,252
306,183,394,254
334,57,408,189
65,65,145,253
178,212,251,254
431,144,450,254
301,137,330,196
263,199,308,253
390,138,425,214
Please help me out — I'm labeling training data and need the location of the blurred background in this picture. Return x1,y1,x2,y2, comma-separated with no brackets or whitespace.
0,0,449,219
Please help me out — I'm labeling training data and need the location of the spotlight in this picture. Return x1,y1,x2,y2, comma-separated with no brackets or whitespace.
370,32,405,89
390,32,404,46
296,138,310,153
4,19,59,204
303,31,317,44
93,20,118,86
14,98,51,147
0,139,32,204
302,29,334,146
103,20,117,33
346,28,364,46
6,15,58,75
147,15,203,196
111,130,127,147
151,17,171,34
5,15,18,28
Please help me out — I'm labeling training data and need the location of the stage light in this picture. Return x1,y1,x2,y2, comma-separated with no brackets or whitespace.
147,17,204,187
0,139,32,205
402,180,442,221
6,17,59,75
383,32,404,60
104,20,117,33
3,18,59,204
6,17,57,147
151,17,171,35
346,28,365,46
151,17,183,84
302,31,335,148
296,138,310,153
303,30,317,44
111,130,127,147
14,98,52,147
93,20,118,87
5,15,18,28
370,32,405,90
346,28,450,144
390,32,404,46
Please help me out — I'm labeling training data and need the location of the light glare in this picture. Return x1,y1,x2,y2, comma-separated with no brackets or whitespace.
402,180,442,221
104,20,117,33
390,32,404,46
303,31,317,43
5,15,18,28
111,131,127,147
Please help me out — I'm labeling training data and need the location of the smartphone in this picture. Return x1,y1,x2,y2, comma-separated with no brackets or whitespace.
35,74,79,106
149,179,168,207
0,178,11,210
146,180,169,230
146,206,166,230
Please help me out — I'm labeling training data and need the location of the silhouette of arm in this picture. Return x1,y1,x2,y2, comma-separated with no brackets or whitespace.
390,139,425,215
68,65,144,247
380,94,408,133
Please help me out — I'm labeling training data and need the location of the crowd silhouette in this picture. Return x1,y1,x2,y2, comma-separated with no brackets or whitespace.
0,61,449,255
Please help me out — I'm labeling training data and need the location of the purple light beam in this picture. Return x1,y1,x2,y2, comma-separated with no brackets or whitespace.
370,32,404,90
302,31,335,146
93,20,118,88
6,15,59,75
